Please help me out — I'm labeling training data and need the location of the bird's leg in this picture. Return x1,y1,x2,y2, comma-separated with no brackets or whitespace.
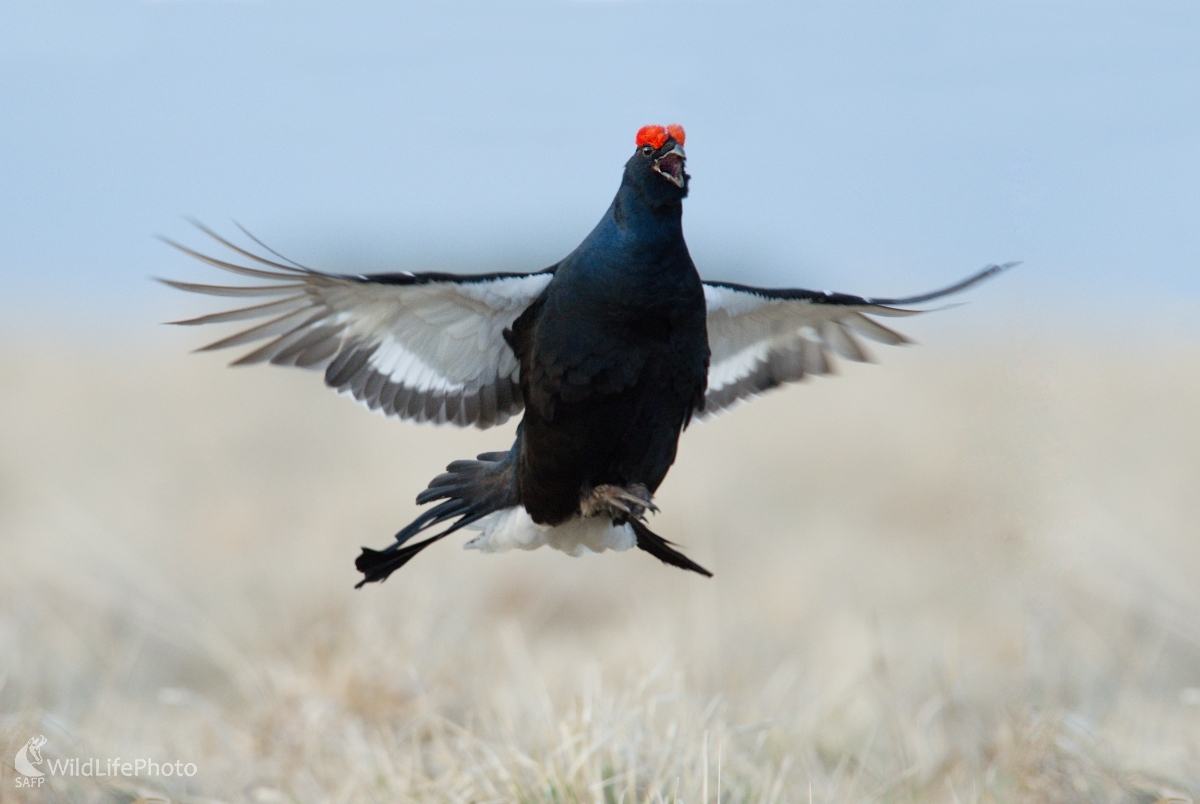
580,483,659,521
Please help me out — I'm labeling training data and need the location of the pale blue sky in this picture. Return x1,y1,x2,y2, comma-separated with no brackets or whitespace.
2,0,1197,336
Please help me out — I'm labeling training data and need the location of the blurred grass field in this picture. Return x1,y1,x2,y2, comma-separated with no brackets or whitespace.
1,332,1198,803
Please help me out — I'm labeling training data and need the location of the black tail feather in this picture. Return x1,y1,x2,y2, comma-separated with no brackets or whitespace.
629,518,713,578
356,450,517,587
355,534,443,588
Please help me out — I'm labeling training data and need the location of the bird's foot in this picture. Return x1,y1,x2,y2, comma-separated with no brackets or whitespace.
580,483,659,521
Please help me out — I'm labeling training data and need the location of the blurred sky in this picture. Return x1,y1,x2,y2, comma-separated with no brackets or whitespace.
1,0,1197,337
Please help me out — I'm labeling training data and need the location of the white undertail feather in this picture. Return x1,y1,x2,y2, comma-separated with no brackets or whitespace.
463,507,636,557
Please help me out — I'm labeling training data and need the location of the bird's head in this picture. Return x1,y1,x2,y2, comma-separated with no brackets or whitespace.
626,124,689,201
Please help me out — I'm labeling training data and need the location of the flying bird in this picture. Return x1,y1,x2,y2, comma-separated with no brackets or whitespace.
163,124,1014,586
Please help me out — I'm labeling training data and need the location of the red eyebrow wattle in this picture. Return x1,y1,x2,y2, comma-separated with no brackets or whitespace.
635,125,669,150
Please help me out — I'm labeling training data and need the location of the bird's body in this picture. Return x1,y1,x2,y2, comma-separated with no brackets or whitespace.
510,150,708,527
164,124,1014,585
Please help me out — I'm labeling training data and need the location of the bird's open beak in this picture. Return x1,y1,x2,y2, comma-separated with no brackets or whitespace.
653,144,687,188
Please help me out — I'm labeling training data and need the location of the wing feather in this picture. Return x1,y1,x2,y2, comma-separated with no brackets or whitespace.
702,262,1017,415
159,279,306,297
163,225,555,428
169,295,312,326
159,238,302,282
198,308,324,353
841,312,910,345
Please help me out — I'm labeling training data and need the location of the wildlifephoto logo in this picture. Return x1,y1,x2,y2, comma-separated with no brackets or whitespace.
14,736,46,779
13,736,197,788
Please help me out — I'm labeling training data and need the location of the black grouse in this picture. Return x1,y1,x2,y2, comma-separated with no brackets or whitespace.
164,124,1014,585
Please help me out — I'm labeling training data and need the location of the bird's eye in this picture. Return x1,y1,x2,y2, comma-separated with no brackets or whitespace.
641,145,654,156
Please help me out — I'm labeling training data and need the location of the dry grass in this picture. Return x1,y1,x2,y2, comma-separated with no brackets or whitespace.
1,332,1198,803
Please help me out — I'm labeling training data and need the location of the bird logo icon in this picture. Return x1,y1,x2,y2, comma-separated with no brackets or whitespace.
15,735,47,778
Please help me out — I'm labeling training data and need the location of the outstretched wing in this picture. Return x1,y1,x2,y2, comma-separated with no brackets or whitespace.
162,225,555,428
702,262,1017,415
